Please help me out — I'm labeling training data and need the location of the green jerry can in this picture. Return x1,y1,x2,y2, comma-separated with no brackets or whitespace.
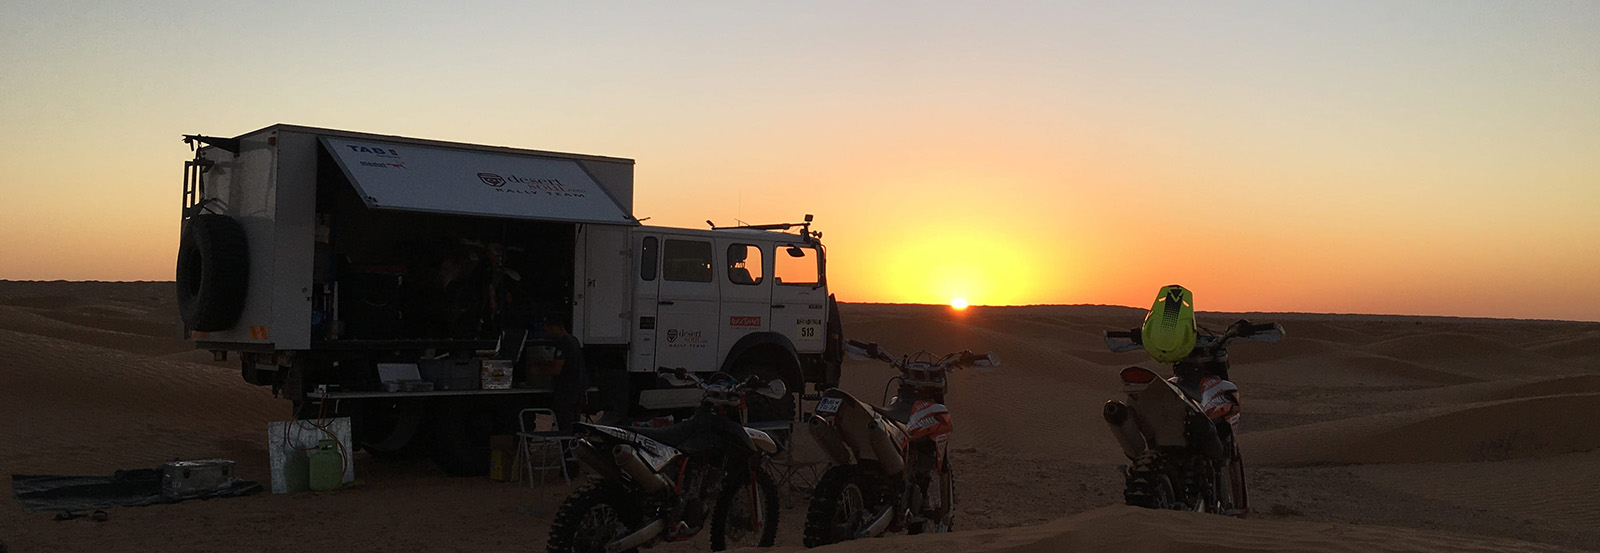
309,439,343,492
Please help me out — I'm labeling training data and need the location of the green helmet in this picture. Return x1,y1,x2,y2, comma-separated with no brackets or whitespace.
1142,285,1196,363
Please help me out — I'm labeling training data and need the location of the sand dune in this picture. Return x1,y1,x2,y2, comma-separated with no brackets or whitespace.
1358,332,1575,379
1526,333,1600,360
1367,374,1600,406
795,505,1585,553
3,283,1598,552
1248,392,1600,465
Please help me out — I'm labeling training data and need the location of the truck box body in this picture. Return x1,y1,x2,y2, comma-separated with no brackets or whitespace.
187,124,637,351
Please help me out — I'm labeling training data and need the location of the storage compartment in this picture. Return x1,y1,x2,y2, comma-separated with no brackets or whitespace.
181,125,637,351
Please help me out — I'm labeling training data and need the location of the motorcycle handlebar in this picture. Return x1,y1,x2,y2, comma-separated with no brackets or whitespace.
1104,329,1142,344
847,339,894,362
658,367,775,393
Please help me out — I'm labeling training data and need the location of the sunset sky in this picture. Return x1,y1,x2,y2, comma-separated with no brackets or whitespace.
2,1,1597,320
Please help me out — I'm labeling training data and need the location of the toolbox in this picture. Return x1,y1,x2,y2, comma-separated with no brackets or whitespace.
160,459,236,499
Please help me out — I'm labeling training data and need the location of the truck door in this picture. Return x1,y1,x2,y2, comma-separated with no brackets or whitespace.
771,243,827,354
718,240,772,360
580,225,631,345
631,233,661,372
653,236,720,370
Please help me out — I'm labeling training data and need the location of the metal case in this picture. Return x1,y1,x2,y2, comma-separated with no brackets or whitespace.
160,459,236,499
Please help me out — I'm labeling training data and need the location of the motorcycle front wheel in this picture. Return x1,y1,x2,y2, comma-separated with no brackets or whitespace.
547,484,644,553
710,467,781,550
803,466,880,547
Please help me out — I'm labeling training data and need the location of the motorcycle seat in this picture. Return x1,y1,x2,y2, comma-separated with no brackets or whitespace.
872,402,913,425
1173,381,1204,402
628,419,719,455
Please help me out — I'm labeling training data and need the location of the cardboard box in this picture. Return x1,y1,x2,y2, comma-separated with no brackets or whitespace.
482,360,514,390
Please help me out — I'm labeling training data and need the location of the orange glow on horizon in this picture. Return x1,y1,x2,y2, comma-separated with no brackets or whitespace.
1,3,1597,321
951,298,969,310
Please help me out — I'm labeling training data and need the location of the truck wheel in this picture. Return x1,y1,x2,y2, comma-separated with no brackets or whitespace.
730,363,796,423
360,401,429,459
431,400,495,476
176,214,250,332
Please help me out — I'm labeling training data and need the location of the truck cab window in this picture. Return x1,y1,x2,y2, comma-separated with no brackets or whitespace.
727,244,764,285
641,236,658,281
663,239,713,283
774,245,819,285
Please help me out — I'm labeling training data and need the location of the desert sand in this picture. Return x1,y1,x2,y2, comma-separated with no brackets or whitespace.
2,281,1597,552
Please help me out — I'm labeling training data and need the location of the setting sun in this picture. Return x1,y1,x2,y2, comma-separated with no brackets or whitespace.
951,298,969,310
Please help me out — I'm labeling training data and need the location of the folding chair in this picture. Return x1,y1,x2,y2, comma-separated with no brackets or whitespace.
515,408,573,515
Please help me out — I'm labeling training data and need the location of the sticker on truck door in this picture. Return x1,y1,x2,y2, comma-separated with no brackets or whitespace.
665,328,708,349
796,318,822,342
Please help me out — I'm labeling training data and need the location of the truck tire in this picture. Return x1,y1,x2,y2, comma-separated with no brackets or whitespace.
430,399,495,476
176,214,250,332
359,400,429,459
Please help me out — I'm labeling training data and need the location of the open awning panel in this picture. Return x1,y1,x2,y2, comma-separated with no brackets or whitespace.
320,136,637,225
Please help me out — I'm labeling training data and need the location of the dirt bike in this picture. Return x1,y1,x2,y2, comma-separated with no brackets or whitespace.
546,368,786,553
801,339,997,548
1101,286,1283,516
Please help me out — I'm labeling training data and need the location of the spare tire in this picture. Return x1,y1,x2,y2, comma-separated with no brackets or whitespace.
176,214,250,332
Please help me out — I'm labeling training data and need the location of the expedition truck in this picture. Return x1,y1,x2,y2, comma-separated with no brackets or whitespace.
176,125,843,476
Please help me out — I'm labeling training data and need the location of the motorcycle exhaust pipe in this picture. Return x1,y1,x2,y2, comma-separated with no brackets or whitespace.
571,441,624,481
612,445,671,493
1103,401,1147,460
808,416,855,465
605,519,664,553
865,420,905,475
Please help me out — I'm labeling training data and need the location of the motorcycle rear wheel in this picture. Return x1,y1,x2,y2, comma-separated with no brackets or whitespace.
1124,456,1176,510
548,484,644,553
803,466,877,547
710,467,781,550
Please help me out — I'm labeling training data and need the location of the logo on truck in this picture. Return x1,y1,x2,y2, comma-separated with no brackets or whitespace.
665,329,706,348
729,316,762,328
346,144,401,157
478,173,506,187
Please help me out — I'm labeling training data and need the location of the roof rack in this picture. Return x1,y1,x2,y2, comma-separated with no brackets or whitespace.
706,214,821,243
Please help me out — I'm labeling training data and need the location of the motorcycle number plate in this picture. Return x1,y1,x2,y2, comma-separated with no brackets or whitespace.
815,397,842,414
